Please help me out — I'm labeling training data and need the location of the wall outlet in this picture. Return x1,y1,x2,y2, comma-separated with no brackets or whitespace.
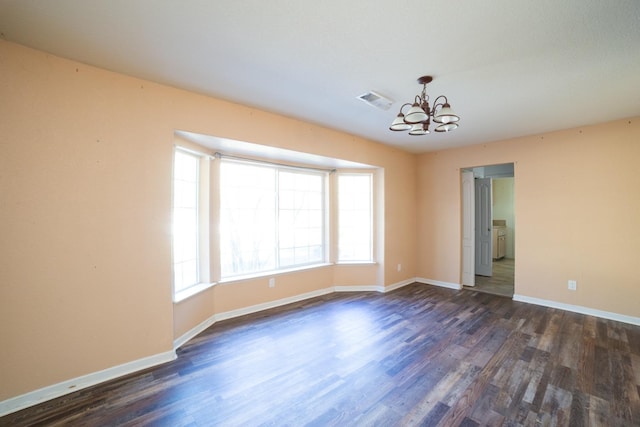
568,280,577,291
269,278,275,288
397,264,402,272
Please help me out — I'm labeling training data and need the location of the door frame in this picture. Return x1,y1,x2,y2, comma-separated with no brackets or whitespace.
461,171,475,286
461,163,515,288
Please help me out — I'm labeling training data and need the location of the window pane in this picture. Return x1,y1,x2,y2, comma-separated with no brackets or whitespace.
278,170,324,268
220,163,326,277
172,150,199,293
220,162,277,277
279,190,295,209
338,174,373,262
174,152,198,182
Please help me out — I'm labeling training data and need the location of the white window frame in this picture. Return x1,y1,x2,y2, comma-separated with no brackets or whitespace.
170,135,381,301
218,158,329,279
172,147,211,302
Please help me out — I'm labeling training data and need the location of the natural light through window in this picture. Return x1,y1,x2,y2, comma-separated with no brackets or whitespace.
278,171,324,267
338,173,373,262
172,149,200,293
220,161,276,276
171,134,379,299
220,160,326,278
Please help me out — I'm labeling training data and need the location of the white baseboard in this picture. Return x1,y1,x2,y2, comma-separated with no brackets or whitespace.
334,285,384,292
334,278,417,293
174,287,336,350
176,283,419,354
513,294,640,326
173,315,218,350
383,278,416,293
213,287,334,323
174,283,404,351
0,350,176,417
415,277,463,290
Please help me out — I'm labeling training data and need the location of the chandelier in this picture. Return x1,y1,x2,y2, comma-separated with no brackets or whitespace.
389,75,459,135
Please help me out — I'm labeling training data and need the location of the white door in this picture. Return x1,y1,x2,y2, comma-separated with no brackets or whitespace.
475,178,493,276
461,171,475,286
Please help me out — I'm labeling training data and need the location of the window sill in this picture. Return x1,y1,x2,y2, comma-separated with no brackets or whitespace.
174,281,216,303
218,263,333,284
173,262,376,301
336,261,377,265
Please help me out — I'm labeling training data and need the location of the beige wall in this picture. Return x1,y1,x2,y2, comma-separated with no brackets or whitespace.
417,118,640,317
0,41,417,401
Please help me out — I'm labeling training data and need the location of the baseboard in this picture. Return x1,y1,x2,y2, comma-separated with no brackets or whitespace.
512,294,640,326
173,287,339,352
415,277,463,290
174,282,409,350
173,315,218,350
334,279,416,293
0,350,176,417
334,285,384,292
176,284,399,352
383,278,416,293
177,286,393,350
213,287,335,323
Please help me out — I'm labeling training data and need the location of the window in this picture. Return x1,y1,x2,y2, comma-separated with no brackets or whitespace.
172,136,379,300
219,161,276,276
220,159,326,278
278,170,324,267
172,149,200,294
337,173,373,262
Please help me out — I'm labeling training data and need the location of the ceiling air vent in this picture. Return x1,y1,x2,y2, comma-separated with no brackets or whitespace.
357,90,393,111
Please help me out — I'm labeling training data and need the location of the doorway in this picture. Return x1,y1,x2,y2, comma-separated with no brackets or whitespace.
461,164,515,297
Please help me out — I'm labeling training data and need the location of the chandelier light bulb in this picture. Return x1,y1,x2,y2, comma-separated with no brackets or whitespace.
404,102,428,124
389,112,412,131
435,122,459,133
433,103,460,124
409,123,430,135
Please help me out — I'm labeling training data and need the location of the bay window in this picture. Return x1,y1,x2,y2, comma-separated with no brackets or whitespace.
171,141,377,300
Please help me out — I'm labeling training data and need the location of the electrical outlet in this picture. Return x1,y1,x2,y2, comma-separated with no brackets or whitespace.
397,264,402,272
568,280,577,291
269,278,275,288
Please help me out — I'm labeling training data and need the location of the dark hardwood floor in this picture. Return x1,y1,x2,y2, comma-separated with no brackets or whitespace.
3,284,640,426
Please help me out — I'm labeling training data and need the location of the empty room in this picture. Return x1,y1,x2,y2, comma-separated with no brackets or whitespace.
1,1,639,426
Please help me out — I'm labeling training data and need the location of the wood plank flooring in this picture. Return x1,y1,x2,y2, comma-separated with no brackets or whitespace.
471,258,515,298
3,283,640,426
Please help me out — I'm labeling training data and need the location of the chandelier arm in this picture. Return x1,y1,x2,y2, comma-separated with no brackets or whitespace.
431,95,449,113
391,103,413,119
399,102,412,114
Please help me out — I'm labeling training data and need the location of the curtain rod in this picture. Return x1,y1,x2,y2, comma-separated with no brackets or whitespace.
174,145,216,159
215,152,336,174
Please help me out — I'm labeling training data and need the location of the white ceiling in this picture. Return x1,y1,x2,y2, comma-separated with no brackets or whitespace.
1,0,639,153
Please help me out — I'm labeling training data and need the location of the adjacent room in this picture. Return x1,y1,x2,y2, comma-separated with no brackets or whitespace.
1,1,639,425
